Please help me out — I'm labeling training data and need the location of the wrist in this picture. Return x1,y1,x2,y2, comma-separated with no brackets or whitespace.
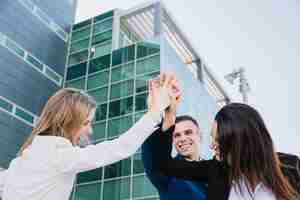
162,114,176,131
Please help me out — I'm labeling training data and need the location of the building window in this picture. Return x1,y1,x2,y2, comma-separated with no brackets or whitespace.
135,93,148,112
104,158,131,178
132,175,157,198
136,55,160,75
107,115,133,138
66,62,87,81
15,107,34,124
73,19,92,31
68,50,89,66
110,80,134,100
0,98,13,112
65,78,85,90
77,167,102,184
109,97,133,118
137,42,160,59
87,70,109,90
94,10,114,23
5,38,25,57
71,26,91,42
70,38,90,53
26,54,43,71
112,45,135,66
136,72,160,93
133,153,145,174
93,18,113,35
89,54,111,74
111,62,134,83
92,30,113,46
91,41,112,59
74,182,101,200
88,87,108,104
103,177,130,200
94,104,107,122
92,121,106,141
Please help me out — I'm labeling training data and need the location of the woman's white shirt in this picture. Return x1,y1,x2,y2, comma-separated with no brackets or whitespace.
229,179,276,200
0,112,160,200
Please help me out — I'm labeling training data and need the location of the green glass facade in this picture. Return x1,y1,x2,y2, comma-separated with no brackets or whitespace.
65,10,160,200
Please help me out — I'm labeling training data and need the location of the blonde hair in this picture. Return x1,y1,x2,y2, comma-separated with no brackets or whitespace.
19,88,96,154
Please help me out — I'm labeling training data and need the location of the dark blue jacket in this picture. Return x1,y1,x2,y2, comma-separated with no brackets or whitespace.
141,126,207,200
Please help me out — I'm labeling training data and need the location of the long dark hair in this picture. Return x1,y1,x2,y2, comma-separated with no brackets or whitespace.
215,103,299,200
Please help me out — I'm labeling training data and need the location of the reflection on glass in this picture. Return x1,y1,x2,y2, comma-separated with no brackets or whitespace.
103,178,130,200
132,175,157,198
109,97,133,118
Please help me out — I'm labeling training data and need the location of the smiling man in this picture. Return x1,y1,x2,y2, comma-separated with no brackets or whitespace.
142,92,207,200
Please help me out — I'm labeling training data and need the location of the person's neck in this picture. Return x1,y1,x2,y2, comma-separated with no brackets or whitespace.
184,154,201,161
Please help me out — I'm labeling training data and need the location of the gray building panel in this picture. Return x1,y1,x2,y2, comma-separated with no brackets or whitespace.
0,112,32,168
0,0,76,167
0,45,59,115
31,0,76,32
0,1,69,75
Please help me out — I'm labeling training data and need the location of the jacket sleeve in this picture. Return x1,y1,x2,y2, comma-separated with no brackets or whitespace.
154,129,219,182
54,112,161,173
141,125,175,193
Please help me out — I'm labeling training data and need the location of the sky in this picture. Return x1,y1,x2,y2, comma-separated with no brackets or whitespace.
75,0,300,156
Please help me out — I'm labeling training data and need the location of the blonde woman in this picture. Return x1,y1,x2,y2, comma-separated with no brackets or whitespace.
0,73,178,200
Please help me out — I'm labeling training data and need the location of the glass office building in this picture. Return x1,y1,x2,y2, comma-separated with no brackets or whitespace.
65,1,229,200
0,0,77,167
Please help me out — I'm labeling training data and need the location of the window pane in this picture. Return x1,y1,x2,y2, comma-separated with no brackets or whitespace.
133,153,144,174
26,54,43,71
135,93,148,112
91,41,111,58
71,26,91,42
93,18,113,35
95,104,107,122
68,50,88,66
15,108,34,124
137,42,160,59
45,67,61,84
108,115,133,138
74,182,101,200
94,10,114,23
88,87,108,104
70,38,89,53
65,78,85,90
104,158,131,178
103,178,130,200
111,62,134,83
5,38,25,57
92,121,106,140
136,72,160,93
110,80,134,100
66,62,87,80
133,175,157,198
0,98,13,112
92,30,112,46
77,168,102,184
89,54,111,74
136,55,160,75
87,71,109,90
134,111,146,122
73,19,92,31
109,97,133,118
112,45,135,66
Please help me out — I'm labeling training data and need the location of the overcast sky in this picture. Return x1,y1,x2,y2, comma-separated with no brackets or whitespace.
76,0,300,156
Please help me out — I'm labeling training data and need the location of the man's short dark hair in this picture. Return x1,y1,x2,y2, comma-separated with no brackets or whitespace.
175,115,199,128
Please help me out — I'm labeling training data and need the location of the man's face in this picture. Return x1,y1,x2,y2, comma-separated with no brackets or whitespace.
173,120,200,160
